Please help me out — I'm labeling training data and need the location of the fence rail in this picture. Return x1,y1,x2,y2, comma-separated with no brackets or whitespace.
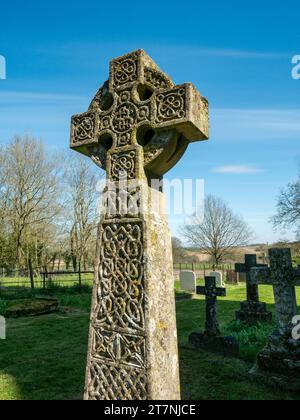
0,269,94,290
0,262,237,291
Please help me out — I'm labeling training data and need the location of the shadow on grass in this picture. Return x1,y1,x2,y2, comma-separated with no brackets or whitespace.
177,298,300,400
0,290,300,400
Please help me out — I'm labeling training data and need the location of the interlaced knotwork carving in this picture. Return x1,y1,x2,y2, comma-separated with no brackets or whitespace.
112,55,138,88
156,88,186,122
110,150,136,181
87,361,147,400
144,67,173,90
72,113,96,143
95,222,145,333
113,103,137,133
91,328,146,368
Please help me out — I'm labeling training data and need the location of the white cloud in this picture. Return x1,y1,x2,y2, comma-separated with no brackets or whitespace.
212,165,264,174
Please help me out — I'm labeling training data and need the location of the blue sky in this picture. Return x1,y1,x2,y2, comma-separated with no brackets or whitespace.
0,0,300,243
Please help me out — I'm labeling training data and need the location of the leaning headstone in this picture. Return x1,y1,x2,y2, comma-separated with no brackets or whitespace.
226,270,238,284
210,271,225,287
189,277,239,357
250,248,300,390
235,255,272,323
70,49,209,400
180,271,196,293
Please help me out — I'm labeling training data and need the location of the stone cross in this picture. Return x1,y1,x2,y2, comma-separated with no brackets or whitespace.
197,276,226,336
70,50,209,400
236,255,266,302
235,255,272,323
250,248,300,386
250,248,300,335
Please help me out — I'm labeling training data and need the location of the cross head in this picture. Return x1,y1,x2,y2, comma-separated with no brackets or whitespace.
250,248,300,335
197,276,226,336
70,49,209,182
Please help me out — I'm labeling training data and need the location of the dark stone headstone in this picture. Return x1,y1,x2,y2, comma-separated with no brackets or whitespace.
235,254,272,323
189,277,239,357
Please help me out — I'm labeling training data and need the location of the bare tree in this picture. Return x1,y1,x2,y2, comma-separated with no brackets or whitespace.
181,195,254,268
64,154,100,271
0,136,61,269
272,175,300,238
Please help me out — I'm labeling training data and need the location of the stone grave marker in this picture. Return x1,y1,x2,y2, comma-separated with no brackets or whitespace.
70,49,209,400
235,254,272,323
189,276,239,357
250,248,300,390
210,271,225,287
180,271,196,293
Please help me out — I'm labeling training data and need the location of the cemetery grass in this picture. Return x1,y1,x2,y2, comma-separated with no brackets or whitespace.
0,285,300,400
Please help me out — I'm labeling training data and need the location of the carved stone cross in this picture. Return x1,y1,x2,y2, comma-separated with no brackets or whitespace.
250,248,300,334
249,248,300,385
197,277,226,336
235,255,272,323
70,50,209,400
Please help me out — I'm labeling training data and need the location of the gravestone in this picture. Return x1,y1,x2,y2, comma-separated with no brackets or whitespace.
210,271,225,287
235,254,272,323
250,248,300,390
180,271,196,293
70,50,209,400
226,269,238,284
189,277,239,357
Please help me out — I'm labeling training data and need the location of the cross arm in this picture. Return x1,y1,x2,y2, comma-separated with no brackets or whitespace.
153,83,209,142
215,287,226,297
70,111,99,156
196,286,206,296
235,263,246,274
249,267,272,285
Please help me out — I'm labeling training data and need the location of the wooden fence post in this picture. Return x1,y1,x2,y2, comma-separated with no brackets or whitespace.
78,263,82,290
29,258,35,289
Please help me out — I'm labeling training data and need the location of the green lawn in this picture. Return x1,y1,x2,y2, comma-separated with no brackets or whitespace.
0,285,300,400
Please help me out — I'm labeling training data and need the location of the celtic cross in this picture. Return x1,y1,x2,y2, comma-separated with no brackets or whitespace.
70,50,209,400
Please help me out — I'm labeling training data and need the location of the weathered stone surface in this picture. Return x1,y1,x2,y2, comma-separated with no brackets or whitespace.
235,255,272,323
189,277,239,357
250,248,300,389
180,271,196,293
70,50,209,400
210,271,225,287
